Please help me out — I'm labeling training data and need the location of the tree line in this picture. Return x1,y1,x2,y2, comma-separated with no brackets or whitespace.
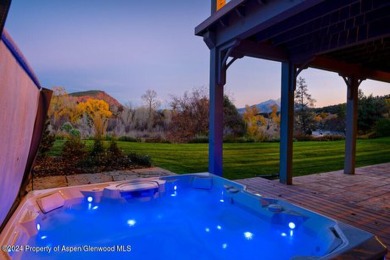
47,87,246,143
47,80,390,144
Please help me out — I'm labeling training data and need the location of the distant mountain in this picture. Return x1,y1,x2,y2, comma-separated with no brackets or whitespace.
238,98,281,114
70,90,122,109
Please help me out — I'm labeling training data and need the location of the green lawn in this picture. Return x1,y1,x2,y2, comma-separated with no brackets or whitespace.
50,137,390,180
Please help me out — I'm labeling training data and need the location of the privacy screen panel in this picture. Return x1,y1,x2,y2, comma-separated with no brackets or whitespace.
0,37,40,228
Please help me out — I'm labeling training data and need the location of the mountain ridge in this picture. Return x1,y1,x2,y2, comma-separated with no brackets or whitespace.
238,98,281,114
69,90,122,108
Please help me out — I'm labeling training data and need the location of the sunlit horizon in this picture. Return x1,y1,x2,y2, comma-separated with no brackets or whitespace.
5,1,388,109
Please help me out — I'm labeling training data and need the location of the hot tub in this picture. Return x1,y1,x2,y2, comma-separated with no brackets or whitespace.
0,174,387,259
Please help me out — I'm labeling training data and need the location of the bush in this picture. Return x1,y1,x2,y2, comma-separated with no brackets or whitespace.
107,139,123,157
375,119,390,137
69,129,80,137
91,138,105,156
293,134,313,141
144,137,170,143
188,136,209,143
61,136,87,164
313,135,345,141
223,136,255,143
37,120,56,159
55,134,67,140
358,132,377,139
118,136,139,142
128,153,152,167
61,122,73,133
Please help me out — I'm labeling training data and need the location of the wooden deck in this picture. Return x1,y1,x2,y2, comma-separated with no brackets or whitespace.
237,163,390,259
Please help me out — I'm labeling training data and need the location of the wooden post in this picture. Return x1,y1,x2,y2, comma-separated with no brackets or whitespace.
344,76,360,175
209,48,224,176
211,0,217,14
279,62,295,185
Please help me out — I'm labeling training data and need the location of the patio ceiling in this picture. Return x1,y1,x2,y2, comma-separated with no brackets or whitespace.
196,0,390,82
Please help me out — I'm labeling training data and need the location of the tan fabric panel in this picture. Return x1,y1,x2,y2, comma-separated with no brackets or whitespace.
0,40,40,227
19,88,52,197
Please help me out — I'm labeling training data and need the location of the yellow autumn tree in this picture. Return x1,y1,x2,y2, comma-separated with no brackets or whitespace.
48,87,78,130
270,104,280,128
76,99,112,138
243,105,267,141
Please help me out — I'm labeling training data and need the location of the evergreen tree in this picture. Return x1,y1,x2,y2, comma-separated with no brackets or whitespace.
294,77,316,135
223,95,246,137
358,90,387,133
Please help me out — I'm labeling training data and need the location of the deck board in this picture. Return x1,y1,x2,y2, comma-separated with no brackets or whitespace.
236,163,390,259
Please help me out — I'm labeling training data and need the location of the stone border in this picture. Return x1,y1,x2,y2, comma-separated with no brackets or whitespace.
28,167,175,191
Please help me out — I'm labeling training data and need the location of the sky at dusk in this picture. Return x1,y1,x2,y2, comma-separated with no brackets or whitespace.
5,0,389,108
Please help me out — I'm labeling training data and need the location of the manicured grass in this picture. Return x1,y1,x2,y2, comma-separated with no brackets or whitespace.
50,137,390,180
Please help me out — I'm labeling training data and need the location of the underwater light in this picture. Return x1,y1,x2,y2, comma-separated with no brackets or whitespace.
288,222,296,229
127,219,136,227
244,232,253,240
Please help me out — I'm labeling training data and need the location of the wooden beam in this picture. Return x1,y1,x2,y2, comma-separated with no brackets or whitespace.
235,6,245,18
311,56,390,83
209,48,224,176
195,0,246,36
343,76,362,175
279,62,295,185
211,0,217,14
231,40,289,62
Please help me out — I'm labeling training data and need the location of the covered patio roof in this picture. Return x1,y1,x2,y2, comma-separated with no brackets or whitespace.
195,0,389,184
196,0,390,82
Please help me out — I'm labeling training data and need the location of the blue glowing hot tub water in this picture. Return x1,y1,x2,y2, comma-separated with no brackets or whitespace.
3,174,385,259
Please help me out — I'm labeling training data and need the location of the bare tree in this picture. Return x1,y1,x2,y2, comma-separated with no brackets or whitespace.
168,88,209,142
141,89,161,130
142,90,160,116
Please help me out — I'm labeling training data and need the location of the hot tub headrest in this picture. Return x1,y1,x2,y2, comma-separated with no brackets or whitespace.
36,192,65,213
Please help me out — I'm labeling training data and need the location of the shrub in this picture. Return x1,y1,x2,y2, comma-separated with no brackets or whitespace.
144,137,170,143
128,153,152,167
37,120,56,159
375,119,390,137
91,138,105,156
223,136,260,143
188,135,209,143
107,139,123,157
55,133,67,140
61,136,87,163
118,136,139,142
69,129,80,138
314,135,345,141
358,132,377,139
293,134,313,141
60,122,73,133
